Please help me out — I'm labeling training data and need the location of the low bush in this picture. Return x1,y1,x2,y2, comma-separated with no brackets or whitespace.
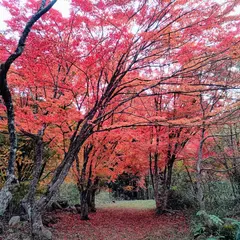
192,210,240,240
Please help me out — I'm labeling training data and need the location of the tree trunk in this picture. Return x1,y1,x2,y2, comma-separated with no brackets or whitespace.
88,177,99,212
76,143,94,220
145,174,149,200
30,129,90,238
88,189,96,212
0,177,14,215
153,173,162,213
154,155,175,214
154,175,169,214
196,127,206,211
0,70,18,216
80,190,89,220
21,132,44,216
31,208,52,240
18,131,52,240
0,0,57,217
156,188,168,215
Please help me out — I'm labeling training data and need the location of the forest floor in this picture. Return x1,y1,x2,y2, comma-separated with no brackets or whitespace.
51,200,191,240
0,199,191,240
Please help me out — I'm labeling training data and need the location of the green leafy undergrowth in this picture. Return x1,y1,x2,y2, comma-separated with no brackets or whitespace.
193,210,240,240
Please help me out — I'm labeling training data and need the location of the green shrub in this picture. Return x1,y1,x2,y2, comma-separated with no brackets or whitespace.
203,181,236,217
167,189,195,210
193,211,240,240
58,183,80,205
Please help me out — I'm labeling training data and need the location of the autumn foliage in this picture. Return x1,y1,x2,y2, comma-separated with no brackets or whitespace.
0,0,240,239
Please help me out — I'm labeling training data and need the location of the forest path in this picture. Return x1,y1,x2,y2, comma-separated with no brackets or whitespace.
51,200,190,240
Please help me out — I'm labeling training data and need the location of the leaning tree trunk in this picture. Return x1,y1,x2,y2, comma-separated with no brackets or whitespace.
21,130,44,219
0,0,57,216
30,122,93,238
18,129,54,240
31,145,82,239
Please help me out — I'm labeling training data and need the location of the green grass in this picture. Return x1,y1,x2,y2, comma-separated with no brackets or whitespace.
95,190,156,209
100,199,156,209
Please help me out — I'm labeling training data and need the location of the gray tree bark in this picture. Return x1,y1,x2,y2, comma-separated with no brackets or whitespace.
0,0,57,216
196,127,206,210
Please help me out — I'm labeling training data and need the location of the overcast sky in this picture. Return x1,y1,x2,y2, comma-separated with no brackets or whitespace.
0,1,239,30
0,0,70,30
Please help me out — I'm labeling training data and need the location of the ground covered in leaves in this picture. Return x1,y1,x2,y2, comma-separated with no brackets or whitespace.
0,200,191,240
51,200,190,240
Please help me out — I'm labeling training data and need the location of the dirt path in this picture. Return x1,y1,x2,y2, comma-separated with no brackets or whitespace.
51,208,190,240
